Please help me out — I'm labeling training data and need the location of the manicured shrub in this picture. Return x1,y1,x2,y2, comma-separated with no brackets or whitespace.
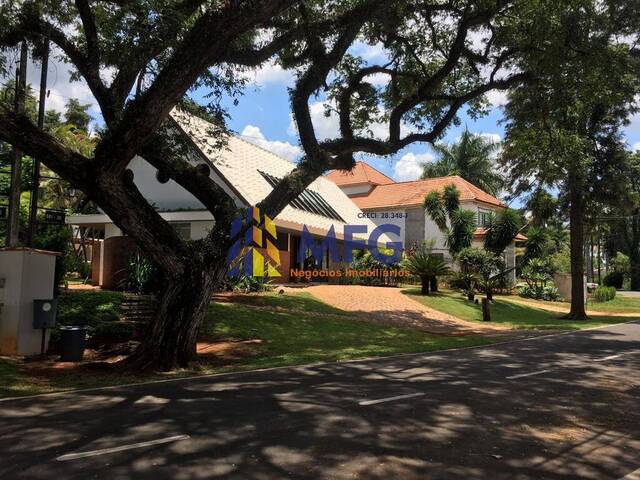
57,291,123,327
592,286,616,303
518,284,560,301
89,321,136,347
602,271,624,289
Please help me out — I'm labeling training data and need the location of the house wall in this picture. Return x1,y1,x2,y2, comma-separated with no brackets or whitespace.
362,201,514,269
127,155,244,212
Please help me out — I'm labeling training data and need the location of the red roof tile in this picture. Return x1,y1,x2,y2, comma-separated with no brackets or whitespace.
348,175,506,209
325,161,395,186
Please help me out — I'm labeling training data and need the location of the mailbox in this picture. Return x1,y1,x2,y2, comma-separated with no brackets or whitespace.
33,299,58,329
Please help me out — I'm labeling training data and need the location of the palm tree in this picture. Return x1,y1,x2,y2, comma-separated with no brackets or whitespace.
403,240,451,295
423,184,477,256
483,208,524,255
422,127,504,196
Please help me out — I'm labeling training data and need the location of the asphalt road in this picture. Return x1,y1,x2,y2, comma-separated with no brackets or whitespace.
1,321,640,480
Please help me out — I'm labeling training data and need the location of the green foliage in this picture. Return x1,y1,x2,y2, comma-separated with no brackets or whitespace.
612,252,630,275
57,291,123,327
443,184,460,216
549,247,571,274
518,284,560,301
63,99,91,131
519,258,559,300
122,252,161,294
423,191,447,231
592,285,616,303
527,188,558,227
447,208,477,255
423,184,476,255
89,321,136,347
602,271,624,289
456,247,499,279
402,240,450,294
346,251,401,286
422,127,504,196
523,225,550,264
33,225,72,294
224,273,274,293
483,208,524,255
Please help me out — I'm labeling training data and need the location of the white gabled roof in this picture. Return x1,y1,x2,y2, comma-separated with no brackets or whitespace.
172,110,385,240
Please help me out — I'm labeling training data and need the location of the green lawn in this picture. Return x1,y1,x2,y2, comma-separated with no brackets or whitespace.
403,288,633,330
222,291,346,316
0,290,491,398
57,290,124,325
588,295,640,314
202,300,491,370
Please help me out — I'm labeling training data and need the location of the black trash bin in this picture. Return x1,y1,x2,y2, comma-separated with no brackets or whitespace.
59,326,87,361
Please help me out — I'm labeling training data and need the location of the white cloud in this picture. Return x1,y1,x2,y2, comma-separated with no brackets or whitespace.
240,125,301,161
289,100,413,142
21,49,99,124
350,41,389,63
245,60,295,87
288,101,340,140
480,132,501,144
633,141,640,152
485,90,508,107
394,152,434,181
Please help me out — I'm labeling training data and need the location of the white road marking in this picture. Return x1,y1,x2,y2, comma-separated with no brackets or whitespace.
506,369,551,380
358,392,425,406
595,351,638,362
618,466,640,480
56,434,190,461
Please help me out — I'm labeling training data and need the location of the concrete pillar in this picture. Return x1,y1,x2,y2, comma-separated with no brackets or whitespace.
0,248,58,355
554,273,587,305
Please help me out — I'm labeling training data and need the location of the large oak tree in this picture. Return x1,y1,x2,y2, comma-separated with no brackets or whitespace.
0,0,527,370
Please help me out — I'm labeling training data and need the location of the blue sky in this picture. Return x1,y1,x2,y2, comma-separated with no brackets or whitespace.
190,66,640,193
19,48,640,199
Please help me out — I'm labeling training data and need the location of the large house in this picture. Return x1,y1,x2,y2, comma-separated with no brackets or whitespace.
325,161,524,280
68,111,385,288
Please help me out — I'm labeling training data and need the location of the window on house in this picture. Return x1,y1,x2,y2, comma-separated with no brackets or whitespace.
478,211,493,227
171,223,191,240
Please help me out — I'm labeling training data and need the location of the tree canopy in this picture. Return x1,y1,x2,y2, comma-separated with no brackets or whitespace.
422,126,504,196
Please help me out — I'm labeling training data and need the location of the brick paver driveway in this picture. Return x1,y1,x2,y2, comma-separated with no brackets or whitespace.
307,285,510,336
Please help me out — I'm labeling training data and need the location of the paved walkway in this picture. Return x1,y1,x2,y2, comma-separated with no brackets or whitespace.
306,285,510,336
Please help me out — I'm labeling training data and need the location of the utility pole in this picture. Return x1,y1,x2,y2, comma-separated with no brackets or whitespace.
28,39,49,247
6,42,28,247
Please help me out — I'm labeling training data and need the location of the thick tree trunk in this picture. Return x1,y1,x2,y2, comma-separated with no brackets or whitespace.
566,180,587,320
430,276,438,292
124,263,225,371
630,250,640,291
420,276,430,295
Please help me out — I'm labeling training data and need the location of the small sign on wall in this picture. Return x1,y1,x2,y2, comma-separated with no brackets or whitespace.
43,210,66,224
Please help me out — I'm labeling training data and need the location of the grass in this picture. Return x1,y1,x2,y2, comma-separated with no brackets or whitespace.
403,288,634,330
587,295,640,314
57,290,124,325
0,290,491,399
201,300,491,370
222,291,346,316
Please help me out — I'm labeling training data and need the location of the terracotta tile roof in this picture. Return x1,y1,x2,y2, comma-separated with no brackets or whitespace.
325,161,395,186
349,175,506,209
